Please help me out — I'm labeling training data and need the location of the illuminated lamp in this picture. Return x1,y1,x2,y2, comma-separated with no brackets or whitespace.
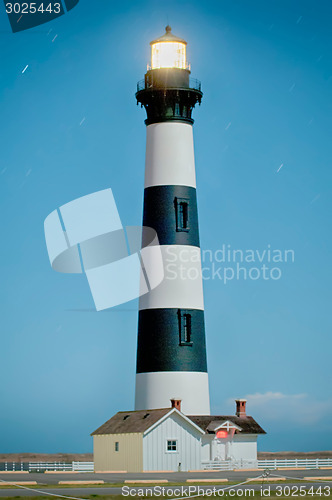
150,25,187,69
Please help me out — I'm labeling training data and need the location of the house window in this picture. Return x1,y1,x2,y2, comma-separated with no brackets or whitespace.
178,310,193,346
115,442,119,452
166,440,177,452
175,197,189,232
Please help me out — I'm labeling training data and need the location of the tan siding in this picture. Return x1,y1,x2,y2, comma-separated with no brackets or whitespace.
93,433,143,472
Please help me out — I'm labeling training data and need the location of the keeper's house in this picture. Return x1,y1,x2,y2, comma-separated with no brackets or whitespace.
91,399,265,472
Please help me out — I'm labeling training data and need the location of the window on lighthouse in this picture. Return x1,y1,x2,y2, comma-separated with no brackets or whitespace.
175,197,189,232
179,202,188,229
179,310,193,346
183,313,191,342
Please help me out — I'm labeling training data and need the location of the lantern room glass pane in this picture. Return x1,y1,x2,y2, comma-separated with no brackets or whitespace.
151,42,186,69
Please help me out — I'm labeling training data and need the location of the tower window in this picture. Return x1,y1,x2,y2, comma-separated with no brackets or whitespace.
178,310,193,346
175,197,189,232
166,440,177,452
115,442,119,452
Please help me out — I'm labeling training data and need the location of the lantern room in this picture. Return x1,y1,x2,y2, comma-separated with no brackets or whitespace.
150,25,187,69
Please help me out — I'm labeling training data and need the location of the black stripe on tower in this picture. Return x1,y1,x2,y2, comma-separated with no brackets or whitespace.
142,186,200,247
136,309,207,373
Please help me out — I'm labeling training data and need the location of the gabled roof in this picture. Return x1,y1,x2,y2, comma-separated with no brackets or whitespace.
188,415,266,435
91,409,170,435
144,408,205,436
91,408,204,436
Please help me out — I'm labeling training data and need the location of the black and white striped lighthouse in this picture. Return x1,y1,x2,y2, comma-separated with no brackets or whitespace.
135,26,210,416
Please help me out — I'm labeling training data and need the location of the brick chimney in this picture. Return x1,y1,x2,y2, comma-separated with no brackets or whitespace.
171,399,182,412
235,399,247,417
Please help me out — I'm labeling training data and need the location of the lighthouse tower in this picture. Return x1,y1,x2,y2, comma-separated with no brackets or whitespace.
135,26,210,416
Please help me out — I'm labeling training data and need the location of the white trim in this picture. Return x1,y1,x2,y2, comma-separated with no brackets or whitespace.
139,245,204,311
145,122,196,188
143,408,205,436
214,421,242,432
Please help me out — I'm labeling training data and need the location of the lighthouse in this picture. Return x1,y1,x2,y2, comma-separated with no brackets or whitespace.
134,26,210,416
91,26,267,472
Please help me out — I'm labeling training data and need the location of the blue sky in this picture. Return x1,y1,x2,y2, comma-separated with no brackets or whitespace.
0,0,331,453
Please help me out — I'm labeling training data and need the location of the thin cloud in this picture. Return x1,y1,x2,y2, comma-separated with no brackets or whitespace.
226,392,332,426
245,391,306,402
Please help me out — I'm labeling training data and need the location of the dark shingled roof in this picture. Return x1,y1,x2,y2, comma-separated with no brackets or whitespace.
91,409,171,435
188,415,266,435
91,410,266,436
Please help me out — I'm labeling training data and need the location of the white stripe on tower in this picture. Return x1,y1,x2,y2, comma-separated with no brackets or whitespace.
135,26,210,416
139,245,204,311
144,122,196,188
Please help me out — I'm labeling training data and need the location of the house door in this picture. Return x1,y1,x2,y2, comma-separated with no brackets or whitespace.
213,438,226,460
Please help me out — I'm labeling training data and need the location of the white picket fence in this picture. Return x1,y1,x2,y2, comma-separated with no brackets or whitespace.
2,458,332,473
72,462,94,472
258,458,332,470
0,462,94,472
202,458,332,470
202,459,258,470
